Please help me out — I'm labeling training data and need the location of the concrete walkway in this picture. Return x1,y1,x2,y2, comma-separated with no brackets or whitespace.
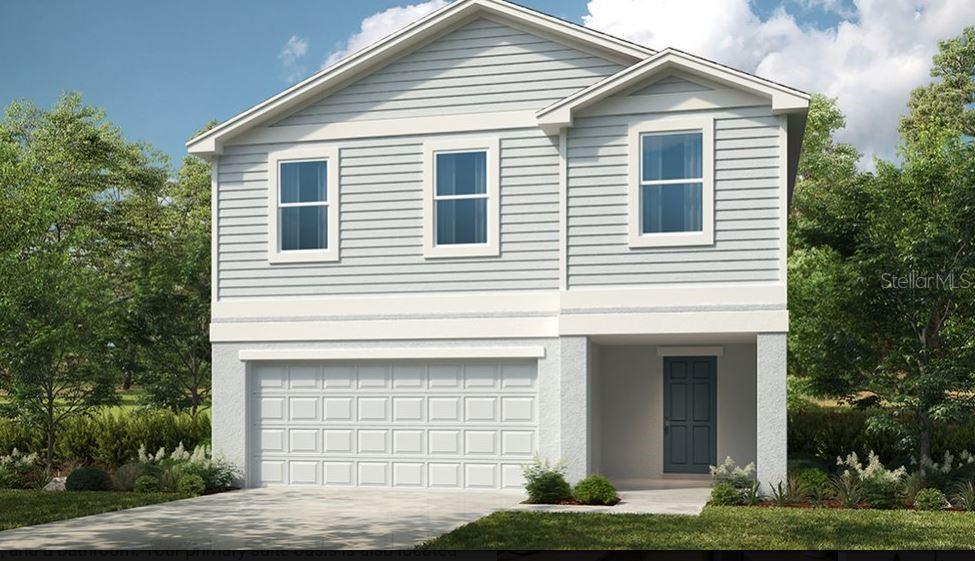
0,487,521,549
0,480,711,549
515,478,711,515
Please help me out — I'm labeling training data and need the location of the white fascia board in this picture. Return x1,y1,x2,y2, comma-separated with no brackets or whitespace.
559,309,789,336
230,111,537,148
238,346,546,361
537,49,810,129
211,316,559,342
657,346,724,357
559,284,787,310
186,0,650,157
212,291,560,320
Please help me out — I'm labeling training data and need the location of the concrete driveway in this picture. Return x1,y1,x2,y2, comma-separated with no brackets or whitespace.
0,487,522,549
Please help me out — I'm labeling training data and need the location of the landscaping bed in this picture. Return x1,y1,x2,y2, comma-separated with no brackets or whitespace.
0,490,188,532
419,506,975,550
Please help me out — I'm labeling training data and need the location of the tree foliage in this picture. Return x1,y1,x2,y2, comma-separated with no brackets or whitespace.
789,27,975,466
0,93,169,469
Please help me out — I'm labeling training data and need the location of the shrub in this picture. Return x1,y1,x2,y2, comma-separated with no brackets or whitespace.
522,456,571,504
133,475,162,493
831,472,863,508
951,481,975,511
177,474,206,496
136,443,240,492
1,410,211,470
572,475,618,505
916,450,975,492
796,468,830,498
710,482,742,506
111,464,143,491
789,407,975,469
836,451,905,509
0,449,46,489
914,488,948,511
742,481,761,506
65,467,112,491
861,475,903,509
709,457,755,489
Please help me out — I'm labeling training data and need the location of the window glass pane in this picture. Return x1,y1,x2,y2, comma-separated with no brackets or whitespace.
642,132,702,181
642,182,702,233
280,160,327,203
281,205,327,250
436,151,486,196
436,198,487,245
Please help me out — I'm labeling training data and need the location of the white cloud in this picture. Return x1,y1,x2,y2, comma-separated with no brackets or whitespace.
582,0,975,166
279,35,309,83
322,0,448,69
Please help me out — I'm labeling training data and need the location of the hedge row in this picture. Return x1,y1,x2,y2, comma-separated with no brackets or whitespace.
0,410,210,468
788,407,975,469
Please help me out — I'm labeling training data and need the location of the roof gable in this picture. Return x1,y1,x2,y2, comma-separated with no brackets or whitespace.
187,0,652,156
536,48,810,132
269,17,626,129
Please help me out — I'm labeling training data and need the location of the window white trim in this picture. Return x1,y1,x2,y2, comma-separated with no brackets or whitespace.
422,137,500,258
267,146,340,264
627,117,714,248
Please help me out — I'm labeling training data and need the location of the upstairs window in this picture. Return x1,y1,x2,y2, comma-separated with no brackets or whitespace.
435,151,487,245
641,132,703,234
628,117,714,247
423,138,500,258
280,160,328,251
267,146,339,263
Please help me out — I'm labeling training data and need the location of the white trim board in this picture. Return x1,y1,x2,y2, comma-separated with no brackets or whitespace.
657,346,724,357
238,346,547,361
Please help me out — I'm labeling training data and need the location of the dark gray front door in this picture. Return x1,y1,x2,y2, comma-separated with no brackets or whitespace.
663,356,716,474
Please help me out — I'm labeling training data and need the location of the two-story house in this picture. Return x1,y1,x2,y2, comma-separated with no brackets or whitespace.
188,0,808,492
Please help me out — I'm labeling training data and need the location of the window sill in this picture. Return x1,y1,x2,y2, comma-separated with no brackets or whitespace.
423,242,499,259
628,231,713,248
268,249,339,264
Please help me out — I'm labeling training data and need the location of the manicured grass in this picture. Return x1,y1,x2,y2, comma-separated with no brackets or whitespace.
0,490,187,532
420,506,975,550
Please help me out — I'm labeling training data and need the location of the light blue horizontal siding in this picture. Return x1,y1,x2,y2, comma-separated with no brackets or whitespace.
566,105,783,287
216,129,560,297
273,18,624,127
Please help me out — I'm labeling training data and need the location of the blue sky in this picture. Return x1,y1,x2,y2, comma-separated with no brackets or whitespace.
1,0,967,168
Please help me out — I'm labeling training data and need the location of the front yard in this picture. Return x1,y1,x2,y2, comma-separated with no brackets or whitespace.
421,506,975,550
0,490,187,532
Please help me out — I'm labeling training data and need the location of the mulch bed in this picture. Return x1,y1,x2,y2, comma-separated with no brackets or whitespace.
522,497,622,506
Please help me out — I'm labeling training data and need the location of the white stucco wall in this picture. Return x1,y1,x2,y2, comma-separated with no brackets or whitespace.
212,338,566,485
756,332,788,490
595,343,757,480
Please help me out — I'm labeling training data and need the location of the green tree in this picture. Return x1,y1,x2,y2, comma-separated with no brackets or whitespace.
789,28,975,467
124,153,212,414
0,93,168,470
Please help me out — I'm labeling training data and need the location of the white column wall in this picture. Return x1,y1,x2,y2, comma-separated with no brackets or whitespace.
559,336,590,483
756,332,788,491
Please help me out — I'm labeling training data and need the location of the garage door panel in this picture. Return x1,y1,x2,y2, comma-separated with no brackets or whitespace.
392,365,424,389
251,359,538,489
288,397,319,421
357,397,388,421
324,397,354,421
289,429,320,453
323,365,354,388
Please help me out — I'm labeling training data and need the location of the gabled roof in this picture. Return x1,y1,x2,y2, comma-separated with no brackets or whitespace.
536,48,810,131
186,0,654,156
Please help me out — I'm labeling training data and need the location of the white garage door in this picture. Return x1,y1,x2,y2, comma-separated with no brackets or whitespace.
250,360,538,489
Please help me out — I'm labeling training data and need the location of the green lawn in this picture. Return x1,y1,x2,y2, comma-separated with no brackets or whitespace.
0,490,187,532
420,506,975,550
